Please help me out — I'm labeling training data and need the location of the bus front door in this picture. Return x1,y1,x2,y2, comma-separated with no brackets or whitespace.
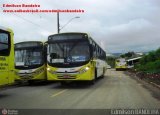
0,56,9,86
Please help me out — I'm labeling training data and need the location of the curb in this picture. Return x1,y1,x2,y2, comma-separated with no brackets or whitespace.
134,75,160,90
149,81,160,89
125,71,160,90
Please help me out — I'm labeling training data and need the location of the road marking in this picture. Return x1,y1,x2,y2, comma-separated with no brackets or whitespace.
51,89,68,98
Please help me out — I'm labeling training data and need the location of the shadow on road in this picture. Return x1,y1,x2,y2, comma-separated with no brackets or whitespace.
15,81,56,87
51,77,105,89
0,93,11,99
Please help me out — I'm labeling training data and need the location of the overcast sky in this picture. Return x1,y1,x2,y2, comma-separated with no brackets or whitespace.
1,0,160,53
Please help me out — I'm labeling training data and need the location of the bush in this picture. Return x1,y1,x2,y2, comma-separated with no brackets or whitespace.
135,48,160,73
146,51,156,62
136,60,160,73
155,48,160,60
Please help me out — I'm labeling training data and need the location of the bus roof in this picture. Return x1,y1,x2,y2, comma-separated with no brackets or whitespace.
0,26,13,33
49,32,88,36
127,57,142,62
15,41,43,45
0,26,9,31
48,32,89,41
14,41,43,49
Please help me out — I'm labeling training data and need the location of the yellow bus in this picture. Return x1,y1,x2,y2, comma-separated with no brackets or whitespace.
0,26,15,87
47,32,107,85
14,41,47,84
115,58,127,71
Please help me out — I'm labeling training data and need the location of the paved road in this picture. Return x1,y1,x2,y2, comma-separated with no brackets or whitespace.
0,69,160,109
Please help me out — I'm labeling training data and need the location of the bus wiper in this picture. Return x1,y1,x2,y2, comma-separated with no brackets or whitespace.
68,42,80,54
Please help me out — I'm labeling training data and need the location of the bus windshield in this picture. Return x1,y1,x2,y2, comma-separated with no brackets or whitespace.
48,41,90,64
0,31,10,56
15,49,43,67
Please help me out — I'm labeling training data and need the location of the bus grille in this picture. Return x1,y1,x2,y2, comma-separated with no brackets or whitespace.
57,76,76,79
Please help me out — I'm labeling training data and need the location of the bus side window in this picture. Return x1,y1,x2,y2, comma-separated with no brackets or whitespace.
90,44,94,58
93,45,95,57
0,31,10,56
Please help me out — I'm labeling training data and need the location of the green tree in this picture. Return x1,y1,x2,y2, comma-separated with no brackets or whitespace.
106,56,115,68
120,51,135,58
155,48,160,60
140,56,147,65
147,51,156,62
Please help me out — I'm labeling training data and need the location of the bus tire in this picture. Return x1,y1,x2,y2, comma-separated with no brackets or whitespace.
95,68,97,79
101,68,105,78
89,79,95,85
90,68,97,84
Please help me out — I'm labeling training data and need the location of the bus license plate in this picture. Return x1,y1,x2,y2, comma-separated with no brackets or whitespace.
22,75,31,79
63,75,70,78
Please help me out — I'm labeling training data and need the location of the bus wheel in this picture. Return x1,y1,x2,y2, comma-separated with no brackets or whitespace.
101,68,105,78
95,68,97,79
89,79,95,85
89,68,97,85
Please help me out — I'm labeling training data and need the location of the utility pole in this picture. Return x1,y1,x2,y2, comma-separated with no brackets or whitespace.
57,12,60,33
57,12,80,33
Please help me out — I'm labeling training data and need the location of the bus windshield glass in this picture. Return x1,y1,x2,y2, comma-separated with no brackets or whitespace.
0,31,9,56
48,41,90,64
15,49,43,67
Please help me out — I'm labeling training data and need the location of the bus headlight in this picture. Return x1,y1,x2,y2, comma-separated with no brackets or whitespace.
47,68,51,71
47,68,56,74
79,67,90,74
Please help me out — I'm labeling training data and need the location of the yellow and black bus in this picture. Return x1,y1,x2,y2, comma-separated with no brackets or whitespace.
0,26,15,87
14,41,47,84
47,32,107,84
